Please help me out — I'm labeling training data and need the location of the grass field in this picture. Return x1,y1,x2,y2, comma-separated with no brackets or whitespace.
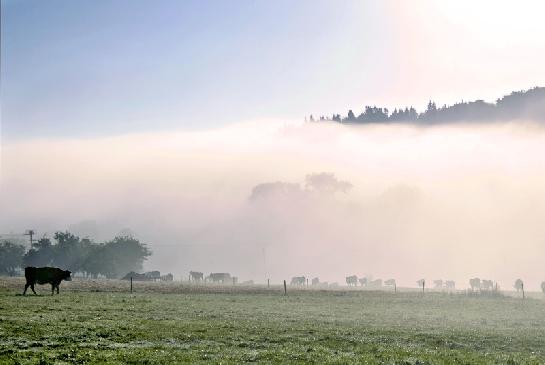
1,278,544,364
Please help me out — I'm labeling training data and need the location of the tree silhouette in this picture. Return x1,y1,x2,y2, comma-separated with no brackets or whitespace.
20,232,152,278
313,87,545,125
23,238,55,267
0,241,25,276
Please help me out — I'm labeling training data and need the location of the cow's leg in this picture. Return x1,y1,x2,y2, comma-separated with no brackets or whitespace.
51,284,55,295
23,283,29,295
56,285,60,294
29,284,37,295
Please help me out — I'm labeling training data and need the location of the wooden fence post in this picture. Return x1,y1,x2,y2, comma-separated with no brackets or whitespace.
130,277,133,293
283,280,287,295
267,279,270,288
522,282,525,299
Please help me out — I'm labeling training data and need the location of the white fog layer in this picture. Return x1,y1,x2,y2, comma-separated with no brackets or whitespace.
2,120,545,289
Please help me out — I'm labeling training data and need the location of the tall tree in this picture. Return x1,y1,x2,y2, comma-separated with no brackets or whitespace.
22,238,54,267
345,110,356,122
51,231,86,272
0,241,25,276
102,236,151,278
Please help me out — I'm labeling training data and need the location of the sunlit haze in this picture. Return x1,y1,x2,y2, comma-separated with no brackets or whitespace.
1,0,545,290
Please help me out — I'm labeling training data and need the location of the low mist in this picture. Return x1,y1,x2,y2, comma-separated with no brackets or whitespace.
2,120,545,289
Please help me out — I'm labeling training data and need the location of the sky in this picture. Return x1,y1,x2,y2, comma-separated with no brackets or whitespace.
2,1,545,289
2,0,545,140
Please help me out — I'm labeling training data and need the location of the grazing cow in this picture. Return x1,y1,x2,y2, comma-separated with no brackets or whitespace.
481,279,494,291
541,281,545,294
145,271,161,282
23,267,72,295
445,280,456,290
469,278,481,291
433,279,443,290
368,279,382,288
311,277,320,286
290,276,306,286
160,273,173,282
384,279,396,290
207,272,231,283
358,277,368,287
345,275,358,286
189,271,204,282
122,271,152,281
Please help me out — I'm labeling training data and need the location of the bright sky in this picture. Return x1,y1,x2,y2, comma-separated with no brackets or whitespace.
2,0,545,140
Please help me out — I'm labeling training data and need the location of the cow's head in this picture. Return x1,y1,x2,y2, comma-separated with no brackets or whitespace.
64,270,72,281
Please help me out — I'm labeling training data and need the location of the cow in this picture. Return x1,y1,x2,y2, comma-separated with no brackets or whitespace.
358,277,368,287
189,271,204,282
384,279,396,291
290,276,306,286
445,280,455,291
368,279,382,288
160,273,173,282
145,271,161,282
345,275,358,286
481,279,494,291
122,271,152,281
311,277,320,286
23,267,72,295
207,272,231,283
469,278,481,291
433,279,443,290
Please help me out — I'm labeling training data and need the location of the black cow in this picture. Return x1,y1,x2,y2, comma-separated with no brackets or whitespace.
122,271,151,281
189,271,204,282
207,273,231,283
23,267,72,295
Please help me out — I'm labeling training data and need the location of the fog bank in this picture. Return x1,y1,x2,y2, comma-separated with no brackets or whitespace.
2,120,545,289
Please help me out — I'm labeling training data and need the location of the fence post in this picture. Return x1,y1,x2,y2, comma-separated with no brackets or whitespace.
267,279,270,288
283,280,287,295
522,282,525,299
130,277,133,293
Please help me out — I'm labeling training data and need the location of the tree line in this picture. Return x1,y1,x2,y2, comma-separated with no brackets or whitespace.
0,232,151,279
309,87,545,124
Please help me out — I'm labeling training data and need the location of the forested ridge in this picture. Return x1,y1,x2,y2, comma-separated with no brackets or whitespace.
310,87,545,124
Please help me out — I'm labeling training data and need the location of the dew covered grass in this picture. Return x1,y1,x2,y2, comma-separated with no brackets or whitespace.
0,278,544,364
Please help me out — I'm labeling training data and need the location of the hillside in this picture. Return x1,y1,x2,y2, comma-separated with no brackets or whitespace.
312,87,545,124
